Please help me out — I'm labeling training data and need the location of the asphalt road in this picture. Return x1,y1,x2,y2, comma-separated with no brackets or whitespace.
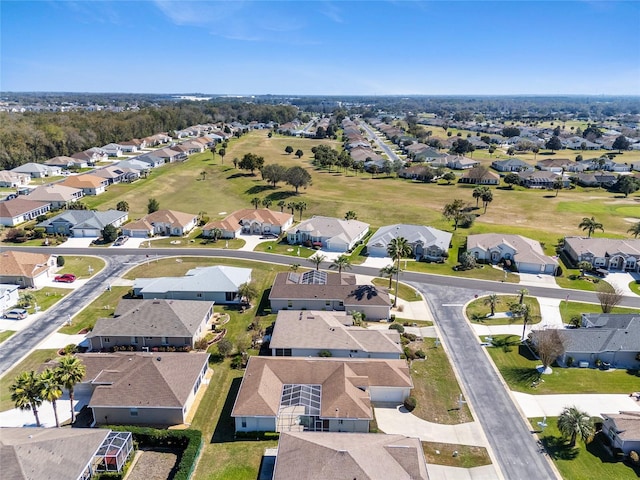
359,120,403,163
416,282,558,480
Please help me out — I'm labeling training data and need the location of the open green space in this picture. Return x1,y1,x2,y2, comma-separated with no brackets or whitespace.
0,349,59,411
0,330,15,344
486,335,640,394
531,417,640,480
254,240,315,258
422,442,492,469
409,338,473,425
147,232,246,250
558,301,640,324
630,280,640,296
58,256,105,278
26,287,69,314
466,295,542,325
372,278,421,302
57,286,130,335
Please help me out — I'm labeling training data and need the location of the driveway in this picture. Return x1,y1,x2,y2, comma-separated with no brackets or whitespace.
604,271,639,296
518,273,559,288
0,392,90,427
512,392,640,418
58,237,95,248
238,232,272,251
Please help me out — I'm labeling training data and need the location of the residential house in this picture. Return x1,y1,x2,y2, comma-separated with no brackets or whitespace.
44,156,88,169
61,174,109,195
269,271,391,321
87,298,214,351
114,159,152,174
136,153,165,168
601,412,640,455
0,170,30,188
0,251,55,288
179,140,206,154
536,158,578,173
0,427,133,480
563,237,640,272
70,352,210,426
153,147,183,163
287,216,370,252
398,165,436,182
555,314,640,369
119,139,146,151
72,149,107,164
269,310,402,358
26,184,83,209
577,157,631,172
12,162,61,178
517,170,565,189
0,198,51,226
349,146,383,164
573,172,618,188
413,147,447,163
272,432,429,480
458,167,500,185
491,158,531,172
37,209,128,237
563,137,601,150
447,156,480,170
202,208,293,239
169,144,192,158
231,357,413,433
102,143,124,157
132,265,252,304
93,165,139,185
366,224,451,261
0,283,20,313
467,233,559,274
143,133,172,147
121,209,198,237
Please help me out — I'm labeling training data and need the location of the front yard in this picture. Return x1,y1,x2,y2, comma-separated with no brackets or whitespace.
0,349,59,411
558,301,640,324
466,295,542,325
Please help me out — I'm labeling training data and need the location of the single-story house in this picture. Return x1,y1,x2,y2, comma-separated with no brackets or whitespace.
26,184,84,209
272,432,429,480
61,174,109,195
366,224,451,261
0,283,20,313
573,173,618,188
72,149,108,164
136,154,165,168
287,216,370,252
153,148,184,163
602,411,640,455
517,170,566,189
70,352,210,426
87,298,214,351
447,156,480,170
132,265,252,304
11,163,61,178
179,140,206,154
37,209,128,237
491,158,531,172
101,143,124,157
0,170,31,188
202,208,293,239
121,209,198,237
564,137,601,150
269,310,402,358
413,147,447,163
0,251,55,288
0,198,51,226
114,159,152,174
556,314,640,369
458,167,500,185
563,237,640,272
0,427,133,480
467,233,559,274
119,139,145,151
93,166,128,185
44,156,88,169
536,158,578,173
269,271,391,321
231,357,413,433
398,165,435,181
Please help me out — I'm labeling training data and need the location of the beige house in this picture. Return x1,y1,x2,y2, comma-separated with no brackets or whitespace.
0,170,30,188
287,216,370,252
0,250,55,288
602,411,640,455
563,237,640,272
202,208,293,239
0,198,51,226
467,233,559,274
61,174,108,195
122,209,198,237
26,184,84,209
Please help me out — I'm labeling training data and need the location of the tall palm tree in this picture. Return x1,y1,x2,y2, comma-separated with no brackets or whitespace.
261,198,273,209
329,255,352,274
472,186,488,208
237,282,258,307
578,216,604,238
294,201,307,221
286,202,296,215
517,288,529,305
277,200,286,213
379,264,399,289
39,368,63,428
55,355,86,424
484,294,499,316
481,189,493,214
387,237,412,307
307,253,326,271
553,178,564,197
627,221,640,238
344,210,358,220
209,227,222,243
557,406,595,448
10,371,44,427
251,197,261,209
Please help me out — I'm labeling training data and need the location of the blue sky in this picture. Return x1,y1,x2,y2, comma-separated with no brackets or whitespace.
2,1,639,95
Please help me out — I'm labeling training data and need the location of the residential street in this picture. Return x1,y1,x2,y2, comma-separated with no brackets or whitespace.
359,120,403,163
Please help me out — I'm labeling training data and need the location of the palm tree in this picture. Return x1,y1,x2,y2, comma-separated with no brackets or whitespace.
329,255,352,274
472,186,487,208
10,371,44,426
577,261,593,277
218,147,226,164
484,294,499,316
262,198,272,209
286,202,296,215
387,237,412,307
481,189,493,214
39,368,63,428
557,406,595,448
379,264,399,289
237,282,258,307
290,263,300,272
55,355,86,424
294,201,307,221
345,210,357,220
209,227,222,243
627,221,640,238
277,200,286,213
251,197,261,209
308,253,326,271
553,178,564,197
578,216,604,238
517,288,529,305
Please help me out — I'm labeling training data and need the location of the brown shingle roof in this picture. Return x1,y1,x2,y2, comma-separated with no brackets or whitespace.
0,250,51,278
0,198,50,218
603,411,640,442
203,208,292,232
125,209,197,231
61,173,106,189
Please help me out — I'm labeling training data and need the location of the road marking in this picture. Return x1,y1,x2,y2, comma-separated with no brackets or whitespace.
441,303,464,307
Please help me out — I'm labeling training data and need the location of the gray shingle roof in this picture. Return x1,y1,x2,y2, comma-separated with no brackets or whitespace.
367,224,451,255
561,316,640,354
36,209,126,230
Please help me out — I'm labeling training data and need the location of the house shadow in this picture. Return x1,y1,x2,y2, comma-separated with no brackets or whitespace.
256,288,272,316
211,377,243,443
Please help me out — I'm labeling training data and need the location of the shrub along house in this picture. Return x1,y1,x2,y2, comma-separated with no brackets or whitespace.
202,208,293,239
287,216,369,252
366,224,451,261
563,237,640,273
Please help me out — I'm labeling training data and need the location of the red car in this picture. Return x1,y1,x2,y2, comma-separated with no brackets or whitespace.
55,273,77,283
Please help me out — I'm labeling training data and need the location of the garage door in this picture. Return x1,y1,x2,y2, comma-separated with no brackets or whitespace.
74,229,99,238
370,387,406,403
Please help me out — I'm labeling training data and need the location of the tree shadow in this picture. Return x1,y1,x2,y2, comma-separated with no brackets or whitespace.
265,191,296,202
211,377,243,443
541,435,580,460
227,172,253,180
543,195,555,199
625,369,640,377
518,344,539,361
246,185,272,195
502,367,541,387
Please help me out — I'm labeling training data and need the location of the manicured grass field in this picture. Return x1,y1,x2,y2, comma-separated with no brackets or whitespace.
253,240,315,258
0,330,15,344
466,295,542,325
530,417,640,480
26,287,69,314
486,335,640,394
58,256,105,278
0,349,59,411
422,442,492,469
630,280,640,296
372,278,421,302
57,286,130,335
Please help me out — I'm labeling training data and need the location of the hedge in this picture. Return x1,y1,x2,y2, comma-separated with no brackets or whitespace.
234,431,280,440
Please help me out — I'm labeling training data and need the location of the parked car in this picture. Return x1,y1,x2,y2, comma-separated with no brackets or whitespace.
113,235,129,246
54,273,77,283
3,308,28,320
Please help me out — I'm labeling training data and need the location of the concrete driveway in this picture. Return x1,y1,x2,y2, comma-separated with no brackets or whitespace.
604,271,639,296
0,392,90,428
512,392,640,418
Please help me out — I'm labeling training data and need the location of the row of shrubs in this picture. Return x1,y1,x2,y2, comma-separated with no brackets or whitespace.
104,426,203,480
108,345,192,353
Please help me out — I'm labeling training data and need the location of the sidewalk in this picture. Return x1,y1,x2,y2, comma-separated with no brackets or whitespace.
512,392,640,418
427,464,500,480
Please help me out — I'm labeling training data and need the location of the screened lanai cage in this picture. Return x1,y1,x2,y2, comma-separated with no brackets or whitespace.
93,431,134,473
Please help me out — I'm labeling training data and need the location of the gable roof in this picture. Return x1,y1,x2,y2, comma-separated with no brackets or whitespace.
203,208,293,232
37,209,127,231
0,250,51,278
87,299,213,338
273,432,429,480
61,174,106,189
460,168,500,181
269,310,402,354
292,216,370,245
367,224,451,253
231,357,412,419
133,265,252,295
467,233,558,267
72,352,209,408
0,427,110,480
124,209,197,231
0,198,50,218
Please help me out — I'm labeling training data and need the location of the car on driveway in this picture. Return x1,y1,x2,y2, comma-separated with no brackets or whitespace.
113,235,129,246
55,273,77,283
3,308,28,320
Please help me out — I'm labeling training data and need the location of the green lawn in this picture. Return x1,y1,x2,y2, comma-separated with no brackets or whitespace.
0,330,15,344
422,442,492,469
409,338,473,425
629,280,640,296
486,335,640,394
372,278,422,302
253,240,315,258
26,287,69,314
531,417,640,480
57,256,105,278
558,301,640,324
466,295,542,325
57,286,130,335
0,349,59,411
